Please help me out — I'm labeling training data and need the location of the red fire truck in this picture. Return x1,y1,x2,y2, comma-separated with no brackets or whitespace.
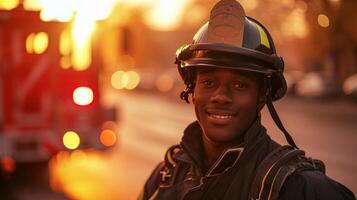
0,8,117,172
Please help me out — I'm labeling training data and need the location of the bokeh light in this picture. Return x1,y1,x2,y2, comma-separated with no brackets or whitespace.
111,70,140,90
23,0,42,11
343,74,357,95
318,14,330,28
63,131,80,150
26,33,35,54
60,29,72,56
1,156,15,173
0,0,19,10
72,16,95,71
125,71,141,90
60,56,72,69
33,32,49,54
39,0,74,22
72,86,94,106
111,70,127,90
99,129,117,147
26,32,49,54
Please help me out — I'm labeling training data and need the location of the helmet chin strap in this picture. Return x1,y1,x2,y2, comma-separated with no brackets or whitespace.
266,76,299,149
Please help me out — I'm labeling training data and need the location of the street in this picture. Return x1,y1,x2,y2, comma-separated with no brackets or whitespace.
46,90,357,200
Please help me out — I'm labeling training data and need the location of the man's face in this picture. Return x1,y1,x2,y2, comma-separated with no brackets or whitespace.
193,68,264,146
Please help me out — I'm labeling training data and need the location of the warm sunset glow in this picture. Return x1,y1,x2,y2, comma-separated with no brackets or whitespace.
23,0,42,11
69,0,117,71
296,0,308,12
0,0,19,10
25,0,118,71
120,55,135,69
73,86,94,106
119,0,153,6
100,130,117,147
33,0,116,22
281,7,308,38
145,0,192,30
238,0,258,12
155,74,174,92
281,0,295,8
63,131,80,150
56,151,70,164
49,150,115,200
70,150,88,166
72,16,95,71
39,0,74,22
329,0,341,6
83,0,116,21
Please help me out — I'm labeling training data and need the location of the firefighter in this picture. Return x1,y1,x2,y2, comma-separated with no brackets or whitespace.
140,0,355,199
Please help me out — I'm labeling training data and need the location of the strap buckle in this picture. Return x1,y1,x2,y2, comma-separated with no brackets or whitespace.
160,167,172,182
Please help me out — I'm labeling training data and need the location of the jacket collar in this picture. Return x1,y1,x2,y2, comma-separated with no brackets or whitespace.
206,147,243,176
179,116,267,175
179,121,206,169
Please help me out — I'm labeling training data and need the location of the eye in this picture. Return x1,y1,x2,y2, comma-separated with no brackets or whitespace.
233,82,248,90
201,79,215,88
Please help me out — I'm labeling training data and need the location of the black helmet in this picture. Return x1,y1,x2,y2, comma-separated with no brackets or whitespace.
175,0,298,149
175,0,286,101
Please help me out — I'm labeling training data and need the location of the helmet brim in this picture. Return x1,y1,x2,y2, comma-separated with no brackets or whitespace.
181,59,276,75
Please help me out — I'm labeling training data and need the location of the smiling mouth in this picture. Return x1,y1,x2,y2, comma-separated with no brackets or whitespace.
208,113,234,119
206,109,236,124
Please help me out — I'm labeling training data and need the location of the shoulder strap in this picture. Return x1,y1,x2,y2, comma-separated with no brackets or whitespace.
249,145,325,200
159,144,183,186
164,144,182,168
144,145,183,200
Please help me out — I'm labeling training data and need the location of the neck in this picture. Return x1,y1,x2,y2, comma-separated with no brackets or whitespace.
203,140,224,168
202,134,244,169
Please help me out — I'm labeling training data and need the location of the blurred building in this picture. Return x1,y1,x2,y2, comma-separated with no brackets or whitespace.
102,0,357,95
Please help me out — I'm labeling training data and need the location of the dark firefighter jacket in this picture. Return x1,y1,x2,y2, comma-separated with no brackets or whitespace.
140,118,355,200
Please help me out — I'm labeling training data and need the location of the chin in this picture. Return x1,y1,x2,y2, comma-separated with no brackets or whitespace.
203,126,243,145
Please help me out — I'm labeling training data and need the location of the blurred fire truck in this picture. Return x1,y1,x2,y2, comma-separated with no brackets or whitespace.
0,8,117,172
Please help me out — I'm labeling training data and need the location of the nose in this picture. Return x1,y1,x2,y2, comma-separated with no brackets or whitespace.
210,85,233,104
